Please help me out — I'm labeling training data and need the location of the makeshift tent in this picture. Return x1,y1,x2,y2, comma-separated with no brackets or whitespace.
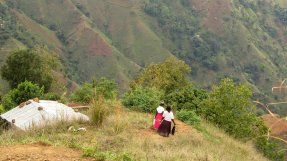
0,100,89,131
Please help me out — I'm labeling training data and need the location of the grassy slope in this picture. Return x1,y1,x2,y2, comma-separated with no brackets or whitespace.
0,109,269,161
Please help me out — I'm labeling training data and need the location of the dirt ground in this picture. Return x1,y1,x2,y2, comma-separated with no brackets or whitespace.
0,143,94,161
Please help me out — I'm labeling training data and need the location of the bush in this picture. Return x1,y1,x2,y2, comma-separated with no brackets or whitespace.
255,138,285,161
41,92,61,100
176,110,201,126
2,81,44,110
199,78,267,140
71,83,94,103
164,85,207,112
71,77,118,103
122,87,163,113
92,77,118,100
0,105,4,114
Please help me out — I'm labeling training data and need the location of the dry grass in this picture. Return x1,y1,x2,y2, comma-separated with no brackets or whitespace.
0,102,269,161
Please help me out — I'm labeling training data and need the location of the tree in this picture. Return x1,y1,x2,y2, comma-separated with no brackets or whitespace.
131,57,191,94
1,46,60,91
2,81,44,110
199,78,267,140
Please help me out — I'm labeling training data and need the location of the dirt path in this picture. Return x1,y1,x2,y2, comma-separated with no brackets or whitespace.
0,143,94,161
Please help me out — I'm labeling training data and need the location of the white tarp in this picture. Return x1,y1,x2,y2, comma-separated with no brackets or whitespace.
0,100,89,131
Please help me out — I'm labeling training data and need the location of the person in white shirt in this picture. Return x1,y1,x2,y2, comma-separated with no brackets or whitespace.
153,102,165,129
157,106,176,137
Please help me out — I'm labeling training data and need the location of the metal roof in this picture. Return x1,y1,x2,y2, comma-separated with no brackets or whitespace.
0,100,90,131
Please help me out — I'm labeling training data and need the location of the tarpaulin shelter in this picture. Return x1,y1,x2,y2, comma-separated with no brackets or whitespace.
0,100,89,131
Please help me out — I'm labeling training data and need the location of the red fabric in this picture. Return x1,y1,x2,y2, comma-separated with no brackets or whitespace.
153,113,163,129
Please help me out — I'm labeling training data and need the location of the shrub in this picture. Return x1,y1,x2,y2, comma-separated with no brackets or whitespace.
176,110,201,126
92,77,118,100
2,81,44,110
255,138,285,161
164,85,207,112
41,92,61,100
71,83,94,103
199,78,267,140
0,105,4,114
1,92,16,111
122,87,163,113
71,77,118,103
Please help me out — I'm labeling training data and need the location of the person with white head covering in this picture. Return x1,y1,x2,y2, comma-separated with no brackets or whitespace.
153,102,165,129
157,105,176,137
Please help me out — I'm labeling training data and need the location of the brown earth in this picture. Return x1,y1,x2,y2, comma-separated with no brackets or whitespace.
262,114,287,136
192,0,231,33
0,143,94,161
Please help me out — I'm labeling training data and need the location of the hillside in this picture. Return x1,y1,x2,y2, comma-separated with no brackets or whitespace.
1,0,287,112
0,110,269,161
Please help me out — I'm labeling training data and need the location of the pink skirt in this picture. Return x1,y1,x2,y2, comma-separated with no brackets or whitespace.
153,113,163,129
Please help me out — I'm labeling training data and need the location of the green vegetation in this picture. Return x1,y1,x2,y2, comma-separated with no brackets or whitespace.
2,80,44,111
176,110,201,126
164,85,207,111
0,109,270,161
1,47,59,91
71,77,118,103
131,57,191,94
199,78,284,161
89,97,109,126
199,78,266,140
71,83,93,103
122,86,162,113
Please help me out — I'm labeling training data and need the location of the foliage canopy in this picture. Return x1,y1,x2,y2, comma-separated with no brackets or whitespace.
1,46,60,91
131,57,191,94
2,81,44,111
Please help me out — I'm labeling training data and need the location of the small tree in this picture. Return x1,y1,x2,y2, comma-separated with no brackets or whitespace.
131,57,191,94
2,81,44,110
1,46,60,91
199,78,267,140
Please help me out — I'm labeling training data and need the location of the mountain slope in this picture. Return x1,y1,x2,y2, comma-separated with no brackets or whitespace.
0,110,270,161
1,0,287,112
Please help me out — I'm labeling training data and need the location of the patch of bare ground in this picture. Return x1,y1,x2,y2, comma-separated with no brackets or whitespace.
263,114,287,136
192,0,231,33
0,143,94,161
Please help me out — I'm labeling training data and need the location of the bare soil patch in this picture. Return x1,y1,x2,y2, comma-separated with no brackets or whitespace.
263,114,287,136
0,144,94,161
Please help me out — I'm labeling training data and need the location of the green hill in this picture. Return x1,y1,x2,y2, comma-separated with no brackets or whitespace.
1,0,287,112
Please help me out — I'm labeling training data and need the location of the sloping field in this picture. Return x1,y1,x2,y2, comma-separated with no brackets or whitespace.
0,110,269,161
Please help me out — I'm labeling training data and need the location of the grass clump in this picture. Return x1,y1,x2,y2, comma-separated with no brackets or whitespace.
89,97,110,126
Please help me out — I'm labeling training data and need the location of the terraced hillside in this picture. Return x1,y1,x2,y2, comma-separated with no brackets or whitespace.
1,0,287,112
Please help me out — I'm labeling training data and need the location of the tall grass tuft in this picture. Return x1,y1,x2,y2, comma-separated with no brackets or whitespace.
89,96,109,126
